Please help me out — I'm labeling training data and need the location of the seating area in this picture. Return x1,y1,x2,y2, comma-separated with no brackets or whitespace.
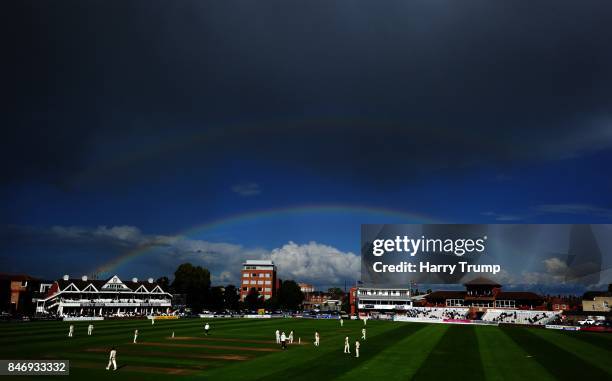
481,309,560,325
402,307,470,320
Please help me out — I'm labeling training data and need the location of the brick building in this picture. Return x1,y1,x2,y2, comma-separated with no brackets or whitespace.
239,260,279,301
0,273,43,315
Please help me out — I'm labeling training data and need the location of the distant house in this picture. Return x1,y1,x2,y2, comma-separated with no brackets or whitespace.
549,297,570,311
582,291,612,312
0,273,42,315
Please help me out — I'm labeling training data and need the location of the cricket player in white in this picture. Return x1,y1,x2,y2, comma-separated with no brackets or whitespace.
88,324,94,336
355,340,360,358
288,330,294,344
204,323,210,335
361,328,366,340
314,331,320,347
343,336,350,354
280,331,287,350
106,347,117,371
275,329,280,344
340,318,343,327
363,317,367,326
133,329,138,344
151,318,155,325
68,325,74,337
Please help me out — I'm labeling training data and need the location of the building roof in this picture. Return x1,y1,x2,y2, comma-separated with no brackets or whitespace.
56,275,165,293
426,291,466,300
496,292,542,301
356,285,411,291
463,277,501,287
243,260,274,266
425,290,543,301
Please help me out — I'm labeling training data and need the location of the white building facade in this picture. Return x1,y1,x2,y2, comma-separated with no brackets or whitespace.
36,275,172,317
356,287,412,315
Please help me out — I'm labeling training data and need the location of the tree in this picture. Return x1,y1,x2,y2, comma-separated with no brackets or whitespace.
341,296,350,313
224,285,240,311
264,295,280,310
156,276,171,292
327,287,344,300
171,263,211,313
245,287,262,311
278,280,304,311
208,286,225,311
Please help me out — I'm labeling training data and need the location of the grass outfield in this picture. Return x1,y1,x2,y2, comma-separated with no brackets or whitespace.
0,318,610,380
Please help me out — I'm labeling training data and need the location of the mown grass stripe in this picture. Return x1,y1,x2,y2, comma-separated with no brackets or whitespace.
335,323,449,381
256,323,428,381
527,328,612,374
476,325,555,381
411,324,485,381
563,330,612,352
502,326,611,380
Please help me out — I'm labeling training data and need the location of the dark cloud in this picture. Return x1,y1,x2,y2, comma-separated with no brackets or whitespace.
6,1,612,187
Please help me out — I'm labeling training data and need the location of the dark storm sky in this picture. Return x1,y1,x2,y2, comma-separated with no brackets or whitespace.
3,1,612,288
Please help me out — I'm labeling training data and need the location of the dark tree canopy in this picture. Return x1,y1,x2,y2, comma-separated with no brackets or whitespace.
327,287,344,300
171,263,211,313
245,287,262,310
223,284,240,311
156,276,171,292
278,280,304,310
208,286,225,311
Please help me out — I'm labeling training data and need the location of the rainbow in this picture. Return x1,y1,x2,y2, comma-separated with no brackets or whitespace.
94,204,440,275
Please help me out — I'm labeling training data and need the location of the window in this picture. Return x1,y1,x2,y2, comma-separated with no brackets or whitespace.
257,281,263,285
265,280,271,285
242,280,248,285
265,273,270,278
494,300,515,308
259,273,265,277
446,299,464,307
252,273,257,277
242,287,247,291
243,273,249,278
257,288,262,292
265,288,271,292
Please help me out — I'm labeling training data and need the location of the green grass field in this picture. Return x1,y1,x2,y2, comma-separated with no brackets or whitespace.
0,318,610,380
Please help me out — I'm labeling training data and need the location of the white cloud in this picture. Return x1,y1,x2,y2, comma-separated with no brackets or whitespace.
92,225,143,243
231,182,261,196
28,225,358,287
212,271,233,283
517,257,570,285
268,241,360,285
543,257,568,275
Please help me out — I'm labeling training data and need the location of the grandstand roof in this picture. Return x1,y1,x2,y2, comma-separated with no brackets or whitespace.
56,276,165,293
496,292,542,301
463,277,501,287
425,291,466,300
